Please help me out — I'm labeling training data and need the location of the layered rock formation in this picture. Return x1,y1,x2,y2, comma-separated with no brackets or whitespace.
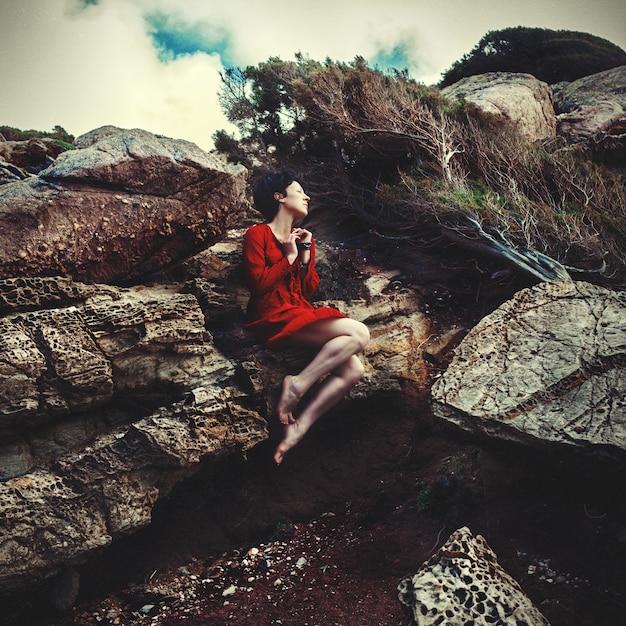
0,256,433,590
0,276,269,588
431,280,626,459
398,526,550,625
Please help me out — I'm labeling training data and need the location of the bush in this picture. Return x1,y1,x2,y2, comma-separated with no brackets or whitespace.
440,27,626,86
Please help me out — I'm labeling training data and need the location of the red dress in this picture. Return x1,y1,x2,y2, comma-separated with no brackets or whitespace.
242,223,346,350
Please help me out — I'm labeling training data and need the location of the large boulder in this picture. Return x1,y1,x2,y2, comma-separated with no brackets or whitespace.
0,389,267,589
398,526,550,625
552,65,626,164
441,72,557,141
0,275,268,589
0,127,248,283
431,280,626,460
0,248,434,590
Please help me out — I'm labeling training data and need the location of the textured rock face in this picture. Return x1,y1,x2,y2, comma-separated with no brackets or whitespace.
398,526,550,625
0,276,269,589
0,250,433,590
553,65,626,138
0,127,248,283
0,390,267,588
431,281,626,458
0,279,228,436
441,72,557,141
552,65,626,164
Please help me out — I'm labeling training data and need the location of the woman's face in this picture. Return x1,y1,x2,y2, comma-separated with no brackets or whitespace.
278,181,310,219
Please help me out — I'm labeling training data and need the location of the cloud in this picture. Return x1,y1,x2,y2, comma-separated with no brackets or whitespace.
1,0,624,151
0,0,231,150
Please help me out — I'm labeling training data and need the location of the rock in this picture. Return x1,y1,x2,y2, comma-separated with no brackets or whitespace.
0,275,271,589
0,390,267,589
0,248,433,591
431,280,626,459
0,127,248,283
553,65,626,137
0,277,241,469
441,72,556,141
552,65,626,164
398,526,550,625
0,138,58,174
0,156,29,185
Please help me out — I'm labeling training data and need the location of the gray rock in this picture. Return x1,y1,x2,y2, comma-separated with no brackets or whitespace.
398,526,550,625
553,65,626,138
431,280,626,458
552,65,626,164
441,72,556,141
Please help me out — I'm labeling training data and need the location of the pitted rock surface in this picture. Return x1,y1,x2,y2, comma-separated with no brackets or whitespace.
0,263,434,591
431,280,626,457
0,279,230,436
0,389,267,588
398,526,550,626
0,127,247,283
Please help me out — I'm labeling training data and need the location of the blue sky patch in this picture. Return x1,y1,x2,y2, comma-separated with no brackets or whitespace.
145,13,235,66
372,45,411,73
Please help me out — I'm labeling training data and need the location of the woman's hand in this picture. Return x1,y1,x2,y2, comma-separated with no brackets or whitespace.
292,228,312,243
283,228,312,264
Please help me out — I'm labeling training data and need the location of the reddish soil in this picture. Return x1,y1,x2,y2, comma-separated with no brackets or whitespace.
2,399,626,626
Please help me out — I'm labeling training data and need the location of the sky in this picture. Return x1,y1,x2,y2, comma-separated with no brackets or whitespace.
1,0,624,152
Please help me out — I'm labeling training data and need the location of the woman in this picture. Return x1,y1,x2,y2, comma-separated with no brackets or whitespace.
242,171,370,465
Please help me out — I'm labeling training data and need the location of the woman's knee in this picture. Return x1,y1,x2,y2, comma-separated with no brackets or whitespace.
349,320,370,351
346,354,365,384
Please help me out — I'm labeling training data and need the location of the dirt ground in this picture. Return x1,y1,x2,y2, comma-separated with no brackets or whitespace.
2,395,625,626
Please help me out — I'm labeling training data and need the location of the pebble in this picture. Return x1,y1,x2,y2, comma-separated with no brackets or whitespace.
222,585,237,597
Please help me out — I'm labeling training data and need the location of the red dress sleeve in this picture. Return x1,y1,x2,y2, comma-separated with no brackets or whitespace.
243,224,321,298
243,225,294,295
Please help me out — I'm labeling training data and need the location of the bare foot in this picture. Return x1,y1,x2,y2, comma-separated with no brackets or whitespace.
274,422,307,465
277,375,303,424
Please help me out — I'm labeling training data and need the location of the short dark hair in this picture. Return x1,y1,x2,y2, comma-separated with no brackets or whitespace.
253,170,300,222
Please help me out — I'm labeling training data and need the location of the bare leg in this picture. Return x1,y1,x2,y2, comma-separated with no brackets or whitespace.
274,354,365,465
276,318,369,424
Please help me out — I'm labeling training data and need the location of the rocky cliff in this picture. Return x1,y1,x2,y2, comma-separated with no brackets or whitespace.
0,68,624,621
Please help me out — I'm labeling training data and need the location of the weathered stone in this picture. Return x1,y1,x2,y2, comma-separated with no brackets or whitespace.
0,127,248,283
0,156,29,185
553,65,626,138
398,526,550,625
441,72,557,141
0,390,267,588
431,281,626,458
0,259,435,591
0,138,58,173
552,65,626,164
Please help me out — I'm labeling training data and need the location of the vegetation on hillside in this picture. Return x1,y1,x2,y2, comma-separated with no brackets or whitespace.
0,125,75,150
215,54,626,284
439,27,626,87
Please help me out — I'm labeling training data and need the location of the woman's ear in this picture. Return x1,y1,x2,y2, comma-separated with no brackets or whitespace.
274,192,283,202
